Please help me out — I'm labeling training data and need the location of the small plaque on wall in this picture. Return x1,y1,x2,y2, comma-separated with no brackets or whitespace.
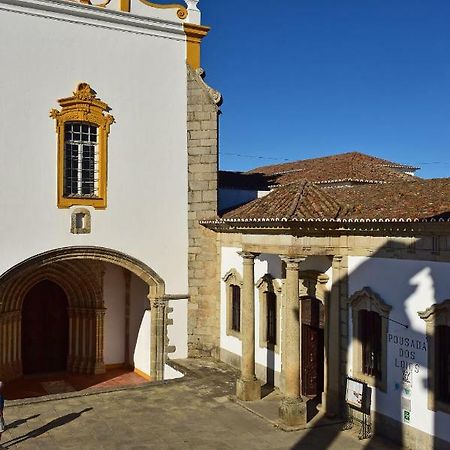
346,377,370,413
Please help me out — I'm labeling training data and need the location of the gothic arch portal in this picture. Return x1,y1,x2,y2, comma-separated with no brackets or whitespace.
0,246,166,381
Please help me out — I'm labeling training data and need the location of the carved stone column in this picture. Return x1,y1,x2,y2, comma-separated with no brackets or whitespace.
236,251,261,401
124,270,131,367
150,297,166,381
12,311,21,376
150,296,158,380
72,308,82,373
327,254,348,416
0,313,6,379
279,256,307,426
93,307,106,374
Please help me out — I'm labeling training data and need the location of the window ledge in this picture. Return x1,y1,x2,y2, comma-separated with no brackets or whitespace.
226,329,241,339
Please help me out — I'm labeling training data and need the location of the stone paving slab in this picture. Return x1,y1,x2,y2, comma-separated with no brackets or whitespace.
0,359,402,449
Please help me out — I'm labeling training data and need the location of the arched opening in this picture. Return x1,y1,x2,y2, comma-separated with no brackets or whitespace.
301,296,325,398
0,246,167,390
22,280,69,375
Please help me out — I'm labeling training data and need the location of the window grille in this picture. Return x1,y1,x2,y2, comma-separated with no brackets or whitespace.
266,292,277,345
64,122,99,197
231,285,241,332
359,310,382,380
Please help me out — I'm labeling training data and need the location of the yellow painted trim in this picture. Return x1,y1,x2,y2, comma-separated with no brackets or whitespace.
184,23,210,69
138,0,187,20
50,82,114,210
120,0,131,12
134,367,153,381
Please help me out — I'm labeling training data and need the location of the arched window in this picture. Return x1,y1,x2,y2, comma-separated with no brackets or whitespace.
419,299,450,413
256,274,281,351
349,287,391,391
50,83,114,209
223,269,243,338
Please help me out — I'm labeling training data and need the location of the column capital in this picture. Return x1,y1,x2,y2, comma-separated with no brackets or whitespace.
280,255,306,270
150,298,166,309
238,251,260,261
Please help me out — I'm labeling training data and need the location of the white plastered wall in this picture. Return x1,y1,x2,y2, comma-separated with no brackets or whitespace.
129,273,150,373
348,256,450,442
0,3,188,296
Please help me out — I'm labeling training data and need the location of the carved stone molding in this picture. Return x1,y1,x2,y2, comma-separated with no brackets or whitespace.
256,274,281,352
349,287,391,392
349,287,392,316
418,299,450,413
280,255,306,271
195,68,222,105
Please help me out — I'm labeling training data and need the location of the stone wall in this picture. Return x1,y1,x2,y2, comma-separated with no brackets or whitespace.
187,66,221,357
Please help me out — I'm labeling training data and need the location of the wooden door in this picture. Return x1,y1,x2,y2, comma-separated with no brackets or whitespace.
301,297,325,397
22,280,69,374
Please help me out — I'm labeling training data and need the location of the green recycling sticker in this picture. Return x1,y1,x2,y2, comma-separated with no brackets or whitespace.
403,410,411,423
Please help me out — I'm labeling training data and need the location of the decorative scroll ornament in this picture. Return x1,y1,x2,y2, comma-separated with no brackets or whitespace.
49,82,114,131
196,68,222,105
138,0,188,20
73,82,96,101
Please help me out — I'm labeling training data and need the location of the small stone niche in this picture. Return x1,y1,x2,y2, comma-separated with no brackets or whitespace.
70,208,91,234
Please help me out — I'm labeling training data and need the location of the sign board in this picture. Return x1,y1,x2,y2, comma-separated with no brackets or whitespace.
345,377,370,413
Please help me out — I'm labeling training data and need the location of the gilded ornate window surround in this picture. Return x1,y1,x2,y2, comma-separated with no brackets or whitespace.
256,274,281,353
50,83,114,209
349,287,391,392
419,299,450,414
223,268,243,339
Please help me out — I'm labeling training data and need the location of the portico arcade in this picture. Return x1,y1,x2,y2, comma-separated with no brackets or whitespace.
233,249,345,426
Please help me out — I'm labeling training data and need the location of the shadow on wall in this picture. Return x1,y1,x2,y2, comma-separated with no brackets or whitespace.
290,236,450,450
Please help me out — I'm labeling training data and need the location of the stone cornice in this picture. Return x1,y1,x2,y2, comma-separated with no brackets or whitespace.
201,219,450,237
0,0,185,40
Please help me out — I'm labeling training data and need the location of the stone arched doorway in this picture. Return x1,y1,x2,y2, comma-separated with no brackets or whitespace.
0,246,166,382
22,280,69,375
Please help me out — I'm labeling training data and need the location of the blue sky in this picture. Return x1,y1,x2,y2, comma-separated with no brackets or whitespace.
199,0,450,178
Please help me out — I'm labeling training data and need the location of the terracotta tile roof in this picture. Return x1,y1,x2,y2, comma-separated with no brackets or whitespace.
219,180,351,221
247,152,418,186
329,178,450,221
203,178,450,226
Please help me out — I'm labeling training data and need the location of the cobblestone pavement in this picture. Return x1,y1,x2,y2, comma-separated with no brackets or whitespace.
1,360,401,450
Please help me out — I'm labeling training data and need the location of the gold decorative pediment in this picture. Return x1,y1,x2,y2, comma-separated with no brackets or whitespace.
50,83,114,132
138,0,187,19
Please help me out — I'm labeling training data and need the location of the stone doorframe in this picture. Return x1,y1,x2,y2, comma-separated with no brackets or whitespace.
298,270,329,407
0,246,167,382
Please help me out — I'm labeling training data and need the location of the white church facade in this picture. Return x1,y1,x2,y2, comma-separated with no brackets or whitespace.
0,0,217,383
